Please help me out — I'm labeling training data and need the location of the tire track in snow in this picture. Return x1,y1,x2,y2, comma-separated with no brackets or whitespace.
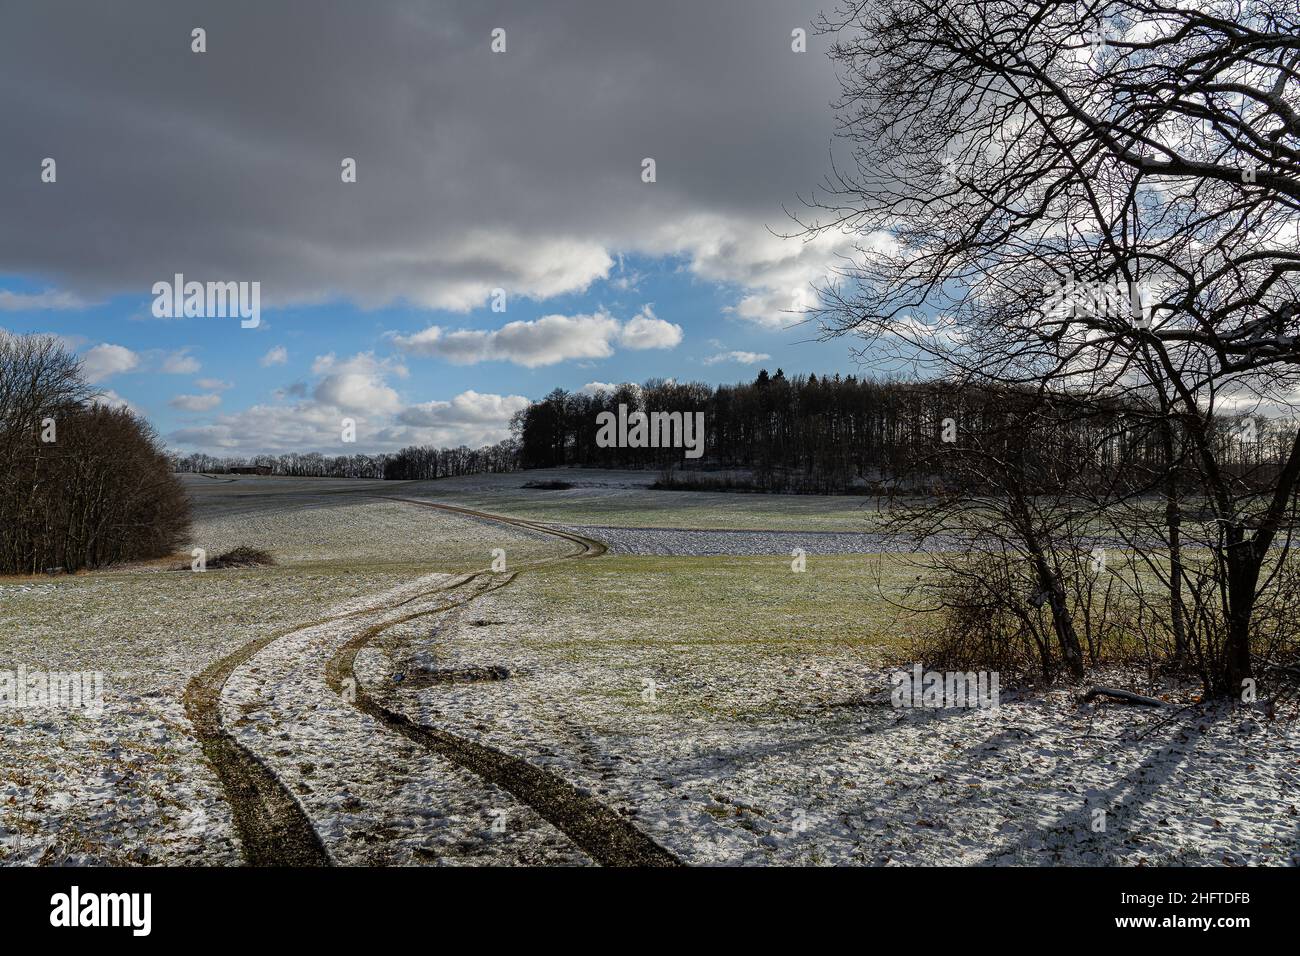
185,633,333,866
184,572,483,865
187,496,676,866
326,498,681,867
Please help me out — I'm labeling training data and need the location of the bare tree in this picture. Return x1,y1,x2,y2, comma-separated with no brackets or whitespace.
0,334,89,572
0,333,189,574
804,0,1300,695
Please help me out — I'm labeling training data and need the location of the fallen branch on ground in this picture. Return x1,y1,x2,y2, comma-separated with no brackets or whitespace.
1082,686,1165,707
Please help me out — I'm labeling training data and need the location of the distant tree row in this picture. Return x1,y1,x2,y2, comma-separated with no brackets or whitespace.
171,440,519,481
172,450,387,476
381,440,518,480
0,334,189,574
513,371,1294,494
172,450,389,478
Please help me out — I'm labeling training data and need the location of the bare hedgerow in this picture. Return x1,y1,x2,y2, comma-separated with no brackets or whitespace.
897,550,1149,687
0,333,190,574
900,554,1048,684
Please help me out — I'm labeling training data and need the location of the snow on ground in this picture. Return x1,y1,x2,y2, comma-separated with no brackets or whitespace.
221,569,590,865
367,573,1300,866
5,474,1297,866
0,487,564,865
388,469,889,532
189,491,489,566
561,525,954,556
0,700,234,866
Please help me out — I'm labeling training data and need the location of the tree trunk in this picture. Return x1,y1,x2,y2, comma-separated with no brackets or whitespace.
1033,555,1085,680
1160,416,1189,665
1223,535,1259,696
1048,583,1086,680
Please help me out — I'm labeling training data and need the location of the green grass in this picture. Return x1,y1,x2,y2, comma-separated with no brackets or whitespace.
477,553,924,721
530,553,918,647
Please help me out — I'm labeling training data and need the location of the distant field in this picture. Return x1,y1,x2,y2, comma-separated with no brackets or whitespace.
179,469,896,531
189,491,563,568
381,468,895,532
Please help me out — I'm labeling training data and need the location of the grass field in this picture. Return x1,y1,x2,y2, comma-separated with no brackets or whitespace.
3,471,1297,866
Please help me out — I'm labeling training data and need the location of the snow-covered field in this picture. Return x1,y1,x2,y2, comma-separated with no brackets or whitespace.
559,524,953,556
379,468,892,532
370,569,1300,865
0,480,565,864
2,471,1296,866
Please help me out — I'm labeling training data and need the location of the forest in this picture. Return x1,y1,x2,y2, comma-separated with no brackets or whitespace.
513,371,1291,495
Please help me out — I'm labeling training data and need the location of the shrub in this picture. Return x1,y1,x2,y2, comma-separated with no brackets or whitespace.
901,555,1051,684
205,547,276,569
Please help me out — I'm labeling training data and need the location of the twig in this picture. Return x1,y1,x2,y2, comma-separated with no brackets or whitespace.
1135,702,1201,741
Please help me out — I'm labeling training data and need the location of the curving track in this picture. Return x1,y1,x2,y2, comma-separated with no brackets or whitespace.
184,632,333,866
188,496,681,867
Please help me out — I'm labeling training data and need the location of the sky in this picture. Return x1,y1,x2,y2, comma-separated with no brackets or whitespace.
0,0,880,456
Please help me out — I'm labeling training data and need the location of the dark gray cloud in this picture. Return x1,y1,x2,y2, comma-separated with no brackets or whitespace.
0,0,846,314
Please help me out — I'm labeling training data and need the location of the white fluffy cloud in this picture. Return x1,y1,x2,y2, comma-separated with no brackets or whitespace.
362,234,614,312
632,215,895,328
617,306,683,350
92,388,141,414
167,346,529,453
260,345,288,367
389,307,682,368
703,350,771,365
311,352,404,415
398,390,530,428
169,393,222,412
0,288,92,311
171,386,528,455
80,343,139,382
161,349,200,374
171,402,355,452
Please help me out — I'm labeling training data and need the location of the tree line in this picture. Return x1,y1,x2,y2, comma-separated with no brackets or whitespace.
0,334,189,574
513,370,1291,494
171,440,519,481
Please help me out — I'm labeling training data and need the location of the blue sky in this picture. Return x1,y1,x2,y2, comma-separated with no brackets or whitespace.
1,253,868,454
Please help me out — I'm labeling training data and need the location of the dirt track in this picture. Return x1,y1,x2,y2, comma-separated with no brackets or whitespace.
186,497,681,867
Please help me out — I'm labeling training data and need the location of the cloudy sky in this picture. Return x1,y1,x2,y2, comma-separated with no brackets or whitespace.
0,0,871,455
